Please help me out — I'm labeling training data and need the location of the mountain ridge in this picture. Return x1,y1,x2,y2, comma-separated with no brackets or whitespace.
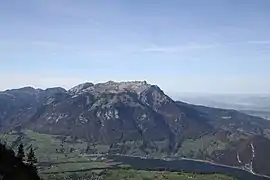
1,81,270,176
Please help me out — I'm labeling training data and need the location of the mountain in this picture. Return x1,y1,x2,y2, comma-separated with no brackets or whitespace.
1,81,270,176
1,81,211,145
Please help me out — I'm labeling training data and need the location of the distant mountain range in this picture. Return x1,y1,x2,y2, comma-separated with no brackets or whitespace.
174,93,270,120
1,81,270,176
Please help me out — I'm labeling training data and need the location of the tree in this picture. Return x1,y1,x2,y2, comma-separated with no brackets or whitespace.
85,145,91,153
27,147,37,165
0,143,40,180
17,144,25,161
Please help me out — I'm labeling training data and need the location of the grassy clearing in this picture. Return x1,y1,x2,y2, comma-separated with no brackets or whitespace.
176,135,227,159
103,169,235,180
40,161,108,174
41,168,236,180
0,130,108,163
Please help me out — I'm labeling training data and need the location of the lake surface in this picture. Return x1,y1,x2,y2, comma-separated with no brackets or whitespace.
108,155,270,180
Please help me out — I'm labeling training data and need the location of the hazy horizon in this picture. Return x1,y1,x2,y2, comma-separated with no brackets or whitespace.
1,0,270,94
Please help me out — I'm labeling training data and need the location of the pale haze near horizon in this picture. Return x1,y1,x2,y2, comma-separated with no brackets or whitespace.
1,0,270,94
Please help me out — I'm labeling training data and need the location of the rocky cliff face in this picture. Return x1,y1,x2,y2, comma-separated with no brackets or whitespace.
1,81,270,175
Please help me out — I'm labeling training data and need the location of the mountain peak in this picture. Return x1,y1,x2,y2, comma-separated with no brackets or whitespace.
44,87,66,93
4,86,41,95
68,82,94,94
99,80,151,94
69,81,153,95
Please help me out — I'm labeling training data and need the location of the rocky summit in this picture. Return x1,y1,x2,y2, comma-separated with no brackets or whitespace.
1,81,270,176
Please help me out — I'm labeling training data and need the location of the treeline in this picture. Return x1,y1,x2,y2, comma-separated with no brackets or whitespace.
0,142,40,180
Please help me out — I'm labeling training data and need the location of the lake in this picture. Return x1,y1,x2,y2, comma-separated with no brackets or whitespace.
108,155,270,180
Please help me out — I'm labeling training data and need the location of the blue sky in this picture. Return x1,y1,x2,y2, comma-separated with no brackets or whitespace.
1,0,270,94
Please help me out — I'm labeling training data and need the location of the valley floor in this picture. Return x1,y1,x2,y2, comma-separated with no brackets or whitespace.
0,130,265,180
41,167,235,180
